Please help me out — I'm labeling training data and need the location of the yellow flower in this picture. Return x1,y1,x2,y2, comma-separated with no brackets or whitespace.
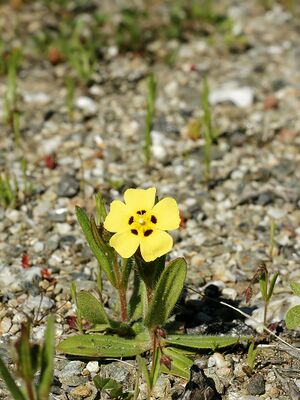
104,187,180,262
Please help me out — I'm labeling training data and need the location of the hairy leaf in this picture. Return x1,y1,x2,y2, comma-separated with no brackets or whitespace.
161,347,193,380
77,291,110,325
58,333,151,357
128,273,147,322
76,206,116,286
285,305,300,329
144,258,187,328
164,335,248,350
290,282,300,297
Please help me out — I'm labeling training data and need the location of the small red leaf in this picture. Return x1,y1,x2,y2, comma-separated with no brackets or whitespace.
179,212,185,228
66,316,77,329
41,267,51,280
44,155,57,169
21,253,30,269
160,355,172,370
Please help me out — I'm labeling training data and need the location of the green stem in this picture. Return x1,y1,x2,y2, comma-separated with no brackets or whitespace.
150,331,158,390
112,257,127,321
263,300,269,327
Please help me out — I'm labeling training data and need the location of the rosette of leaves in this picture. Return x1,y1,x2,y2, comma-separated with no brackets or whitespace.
58,193,248,382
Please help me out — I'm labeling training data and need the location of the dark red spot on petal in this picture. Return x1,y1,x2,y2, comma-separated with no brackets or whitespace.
144,229,153,237
137,210,146,215
151,215,157,224
128,216,134,225
131,229,138,235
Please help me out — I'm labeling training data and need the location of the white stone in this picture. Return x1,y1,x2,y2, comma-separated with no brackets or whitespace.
33,241,44,253
24,295,55,311
76,96,98,115
0,265,19,290
209,86,254,108
164,80,178,97
86,361,100,374
222,287,237,301
267,208,287,220
6,209,21,223
0,317,12,333
245,296,300,331
23,267,41,283
208,353,228,369
23,92,50,104
55,223,71,235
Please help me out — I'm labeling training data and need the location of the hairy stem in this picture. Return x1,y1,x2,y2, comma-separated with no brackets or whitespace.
119,287,127,322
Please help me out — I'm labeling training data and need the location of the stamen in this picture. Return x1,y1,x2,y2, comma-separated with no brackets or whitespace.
144,229,153,237
131,229,138,235
151,215,157,224
128,216,134,225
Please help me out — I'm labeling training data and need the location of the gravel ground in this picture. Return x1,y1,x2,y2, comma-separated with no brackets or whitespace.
1,1,300,399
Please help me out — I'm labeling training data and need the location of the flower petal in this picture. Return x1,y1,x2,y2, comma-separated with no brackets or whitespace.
152,198,180,231
124,187,156,212
104,200,131,233
140,230,173,262
109,231,140,259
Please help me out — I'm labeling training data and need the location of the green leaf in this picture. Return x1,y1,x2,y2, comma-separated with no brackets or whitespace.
93,376,125,398
128,273,147,322
95,192,107,224
164,335,248,350
77,291,110,325
259,271,268,301
161,347,193,380
0,357,26,400
17,322,34,383
285,305,300,329
290,282,300,297
136,355,151,388
121,257,134,289
144,258,187,328
76,206,116,286
37,314,55,400
58,333,151,358
267,272,279,301
135,254,166,290
150,348,161,389
90,215,114,264
246,342,259,370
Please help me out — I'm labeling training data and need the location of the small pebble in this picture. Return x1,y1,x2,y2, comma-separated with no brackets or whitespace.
86,361,99,374
70,384,92,399
247,373,265,395
33,241,44,253
0,317,12,333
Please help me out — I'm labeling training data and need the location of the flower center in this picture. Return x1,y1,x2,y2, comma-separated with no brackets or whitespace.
128,209,157,237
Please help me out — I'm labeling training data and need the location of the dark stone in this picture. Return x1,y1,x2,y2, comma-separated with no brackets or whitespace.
204,284,221,298
56,174,80,198
179,364,220,400
257,191,275,206
247,373,265,395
